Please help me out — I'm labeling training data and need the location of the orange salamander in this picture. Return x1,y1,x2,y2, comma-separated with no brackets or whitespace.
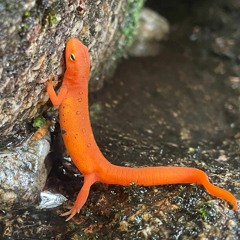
47,37,238,221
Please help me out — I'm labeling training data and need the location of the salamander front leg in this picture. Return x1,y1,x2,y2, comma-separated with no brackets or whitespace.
62,173,97,221
46,75,68,106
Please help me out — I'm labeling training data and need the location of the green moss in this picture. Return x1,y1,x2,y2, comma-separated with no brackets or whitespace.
18,9,31,34
48,13,61,25
179,185,186,191
32,117,46,128
18,23,28,33
196,201,217,221
113,0,145,59
47,4,61,25
24,10,31,17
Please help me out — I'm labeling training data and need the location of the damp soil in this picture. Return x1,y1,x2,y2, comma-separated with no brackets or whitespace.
1,1,240,239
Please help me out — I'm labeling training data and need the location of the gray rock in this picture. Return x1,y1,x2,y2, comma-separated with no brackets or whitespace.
0,138,50,207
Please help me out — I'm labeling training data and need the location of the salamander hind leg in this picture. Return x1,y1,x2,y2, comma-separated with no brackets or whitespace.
61,173,97,221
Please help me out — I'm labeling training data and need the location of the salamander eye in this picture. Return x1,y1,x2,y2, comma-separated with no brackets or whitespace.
70,53,75,61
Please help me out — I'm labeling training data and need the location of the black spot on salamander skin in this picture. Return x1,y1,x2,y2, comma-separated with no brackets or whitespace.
61,128,66,134
74,134,78,139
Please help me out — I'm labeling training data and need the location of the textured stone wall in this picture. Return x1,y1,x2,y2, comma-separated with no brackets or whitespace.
0,0,144,145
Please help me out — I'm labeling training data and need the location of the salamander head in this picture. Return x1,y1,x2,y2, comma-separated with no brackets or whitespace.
64,37,90,85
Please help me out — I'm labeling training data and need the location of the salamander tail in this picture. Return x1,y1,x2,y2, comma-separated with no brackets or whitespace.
99,164,238,211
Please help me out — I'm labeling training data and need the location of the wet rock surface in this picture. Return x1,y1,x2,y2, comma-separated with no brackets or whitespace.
0,138,50,208
1,0,240,239
0,0,143,142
